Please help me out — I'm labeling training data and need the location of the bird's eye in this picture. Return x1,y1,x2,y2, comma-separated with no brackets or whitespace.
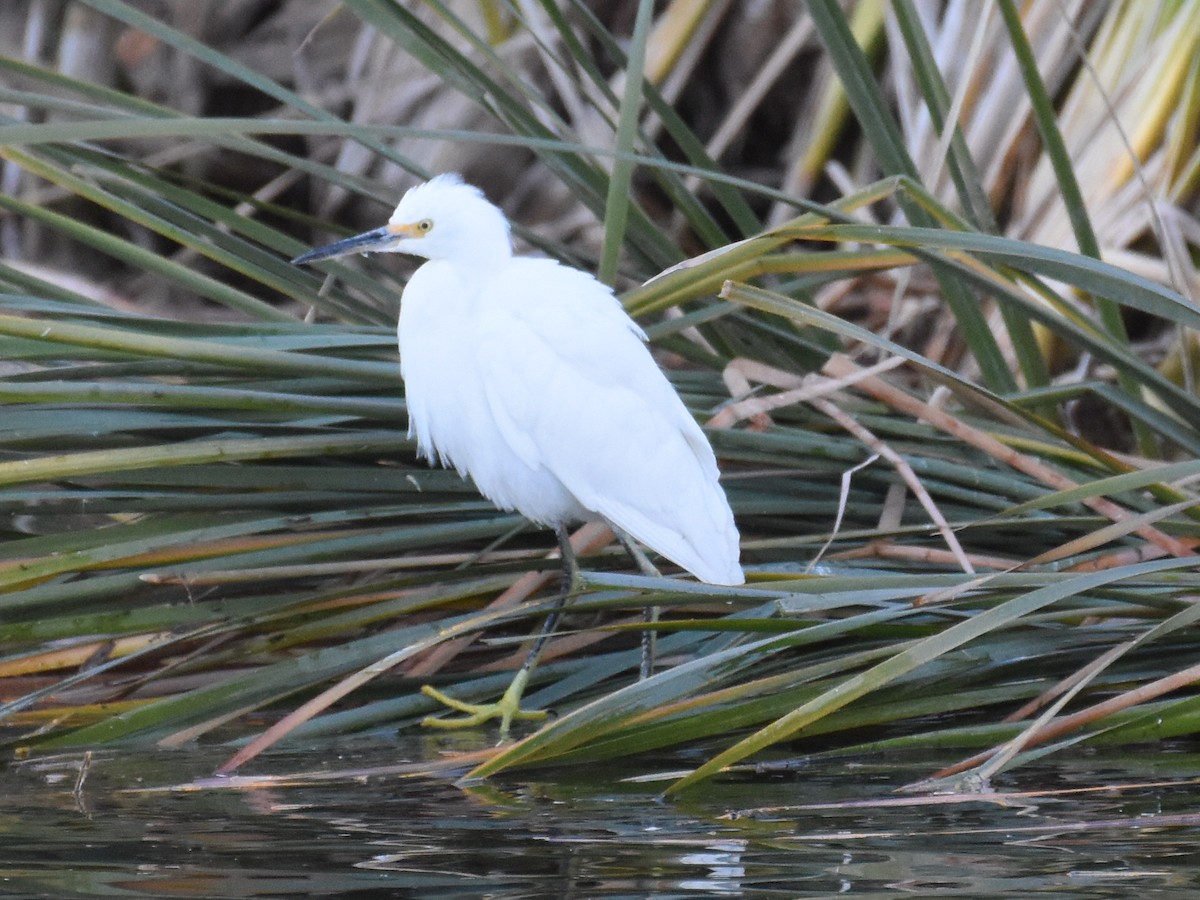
417,218,433,233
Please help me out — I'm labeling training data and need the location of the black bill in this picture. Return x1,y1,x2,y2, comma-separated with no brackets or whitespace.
292,225,396,265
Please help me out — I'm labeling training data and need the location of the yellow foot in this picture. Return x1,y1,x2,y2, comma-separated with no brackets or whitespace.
420,677,548,737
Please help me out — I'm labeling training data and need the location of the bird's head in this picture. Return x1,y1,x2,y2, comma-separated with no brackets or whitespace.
292,173,512,267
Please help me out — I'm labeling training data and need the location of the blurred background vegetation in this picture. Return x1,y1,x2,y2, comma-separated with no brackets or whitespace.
1,0,1199,793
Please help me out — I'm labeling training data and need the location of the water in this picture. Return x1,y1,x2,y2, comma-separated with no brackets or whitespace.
3,738,1199,897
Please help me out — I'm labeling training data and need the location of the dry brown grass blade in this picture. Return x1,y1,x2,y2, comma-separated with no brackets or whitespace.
1066,543,1171,572
827,543,1018,571
926,657,1200,784
822,354,1196,560
809,394,975,574
213,641,433,775
1004,640,1138,726
158,700,279,751
1025,497,1200,568
714,356,905,428
973,641,1136,782
0,635,167,678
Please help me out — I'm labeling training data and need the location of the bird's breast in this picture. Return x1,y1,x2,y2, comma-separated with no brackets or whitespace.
396,261,587,525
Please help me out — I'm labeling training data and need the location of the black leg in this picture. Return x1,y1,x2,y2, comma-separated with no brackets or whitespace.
421,524,582,737
516,525,579,676
612,528,661,680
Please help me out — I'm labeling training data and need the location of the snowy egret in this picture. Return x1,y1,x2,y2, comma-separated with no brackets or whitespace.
293,174,742,734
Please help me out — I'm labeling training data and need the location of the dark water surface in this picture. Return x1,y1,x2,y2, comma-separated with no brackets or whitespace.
3,738,1199,897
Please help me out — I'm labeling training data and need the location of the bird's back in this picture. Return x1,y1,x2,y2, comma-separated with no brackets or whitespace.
469,258,743,585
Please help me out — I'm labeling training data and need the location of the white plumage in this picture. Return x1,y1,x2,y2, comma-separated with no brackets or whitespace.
297,174,742,586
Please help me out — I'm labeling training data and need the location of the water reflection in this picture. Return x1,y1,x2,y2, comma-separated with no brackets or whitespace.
3,741,1199,897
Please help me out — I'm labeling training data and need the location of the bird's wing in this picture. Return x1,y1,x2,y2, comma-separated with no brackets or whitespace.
476,259,742,584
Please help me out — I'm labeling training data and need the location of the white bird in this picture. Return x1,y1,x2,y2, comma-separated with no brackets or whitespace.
294,174,742,733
